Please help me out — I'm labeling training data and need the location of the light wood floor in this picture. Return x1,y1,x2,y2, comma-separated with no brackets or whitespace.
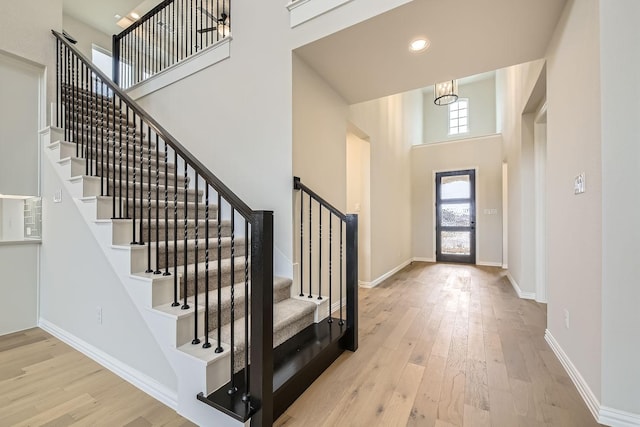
0,328,194,426
276,262,601,427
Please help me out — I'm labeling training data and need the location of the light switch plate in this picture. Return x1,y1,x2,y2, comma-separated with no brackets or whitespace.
54,190,62,203
574,173,585,194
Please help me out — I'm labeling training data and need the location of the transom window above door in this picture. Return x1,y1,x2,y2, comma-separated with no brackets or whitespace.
449,98,469,135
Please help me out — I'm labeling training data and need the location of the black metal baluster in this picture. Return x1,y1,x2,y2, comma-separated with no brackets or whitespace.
339,220,344,326
100,80,105,195
215,192,223,353
172,149,179,307
131,112,138,243
318,206,322,300
193,175,200,345
164,140,171,276
146,125,153,273
82,61,87,174
155,134,161,274
228,207,237,395
216,0,220,42
102,82,110,196
190,0,193,56
299,191,304,297
118,98,123,218
182,161,189,310
88,65,94,177
308,195,312,298
328,213,333,323
56,39,60,128
125,107,131,219
242,218,250,402
203,184,211,349
72,55,77,153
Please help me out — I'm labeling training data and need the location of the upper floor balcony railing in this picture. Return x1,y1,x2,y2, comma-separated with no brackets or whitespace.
113,0,230,89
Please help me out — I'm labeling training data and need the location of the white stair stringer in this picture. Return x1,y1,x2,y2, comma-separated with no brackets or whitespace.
43,127,245,427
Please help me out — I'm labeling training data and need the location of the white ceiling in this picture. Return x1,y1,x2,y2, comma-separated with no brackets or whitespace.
295,0,567,104
63,0,158,36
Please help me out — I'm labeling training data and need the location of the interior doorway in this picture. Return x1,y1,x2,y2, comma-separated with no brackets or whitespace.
534,103,547,302
346,130,371,284
436,169,476,264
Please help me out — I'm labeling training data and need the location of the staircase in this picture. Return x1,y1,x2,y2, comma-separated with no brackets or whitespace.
46,30,357,426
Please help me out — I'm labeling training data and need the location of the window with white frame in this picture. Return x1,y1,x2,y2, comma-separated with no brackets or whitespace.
449,98,469,135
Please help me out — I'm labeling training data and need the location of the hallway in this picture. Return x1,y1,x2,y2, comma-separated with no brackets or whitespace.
276,262,599,426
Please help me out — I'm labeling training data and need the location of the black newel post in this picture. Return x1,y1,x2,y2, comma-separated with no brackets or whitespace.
249,211,274,427
345,214,358,352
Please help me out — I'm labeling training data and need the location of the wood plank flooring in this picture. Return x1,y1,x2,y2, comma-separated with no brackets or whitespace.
275,262,601,427
0,328,194,426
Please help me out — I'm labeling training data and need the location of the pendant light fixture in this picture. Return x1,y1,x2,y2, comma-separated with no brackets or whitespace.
434,80,459,106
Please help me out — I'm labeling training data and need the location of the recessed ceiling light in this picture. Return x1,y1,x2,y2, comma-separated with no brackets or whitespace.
114,14,121,19
409,38,430,53
130,12,140,20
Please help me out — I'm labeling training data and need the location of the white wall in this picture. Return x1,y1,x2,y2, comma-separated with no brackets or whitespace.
545,0,603,403
0,52,43,196
39,156,177,391
411,135,503,265
0,0,62,117
292,53,349,297
0,243,39,335
346,133,371,283
499,0,604,408
423,76,496,144
63,13,113,59
599,0,640,415
349,90,420,282
292,54,348,210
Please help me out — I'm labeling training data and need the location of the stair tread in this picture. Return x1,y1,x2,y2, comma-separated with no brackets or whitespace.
210,296,316,352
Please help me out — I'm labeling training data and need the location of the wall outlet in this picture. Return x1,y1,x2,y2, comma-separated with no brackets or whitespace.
96,306,102,325
564,308,570,329
53,189,62,203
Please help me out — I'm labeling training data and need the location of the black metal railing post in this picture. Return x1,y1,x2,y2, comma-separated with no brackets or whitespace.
112,35,120,86
345,214,358,352
249,210,274,427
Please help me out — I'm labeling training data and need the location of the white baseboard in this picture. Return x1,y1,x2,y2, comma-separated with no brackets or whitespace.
599,406,640,427
412,257,436,263
477,261,502,267
544,330,640,426
544,329,600,422
359,259,412,288
39,318,178,409
505,271,536,300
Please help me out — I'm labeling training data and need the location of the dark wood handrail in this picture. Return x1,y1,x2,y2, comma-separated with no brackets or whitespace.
293,176,346,221
52,30,253,220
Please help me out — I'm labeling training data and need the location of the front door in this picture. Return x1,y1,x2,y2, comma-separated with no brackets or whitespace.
436,169,476,264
